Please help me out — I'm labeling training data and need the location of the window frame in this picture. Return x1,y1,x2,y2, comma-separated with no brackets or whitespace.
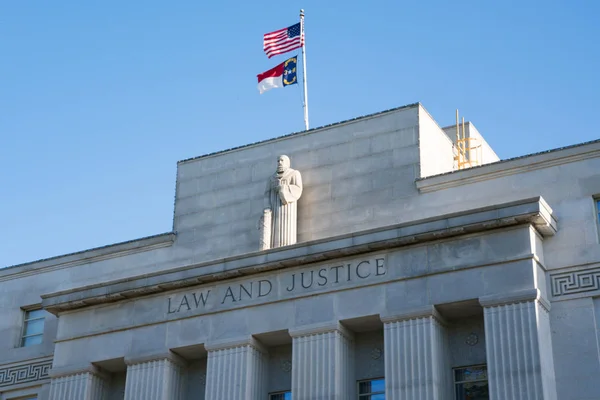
357,377,385,399
453,364,489,400
268,391,291,400
20,307,45,348
1,384,40,400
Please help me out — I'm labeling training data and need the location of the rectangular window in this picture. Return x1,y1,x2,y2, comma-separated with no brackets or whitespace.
21,308,45,347
269,391,291,400
454,365,489,400
358,378,385,399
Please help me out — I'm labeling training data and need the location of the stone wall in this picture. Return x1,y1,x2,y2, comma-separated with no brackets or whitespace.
173,105,423,263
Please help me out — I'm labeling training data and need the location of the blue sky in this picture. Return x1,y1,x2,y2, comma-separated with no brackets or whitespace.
1,1,598,268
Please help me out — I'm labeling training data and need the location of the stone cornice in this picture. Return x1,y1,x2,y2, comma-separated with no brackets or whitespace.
41,196,556,314
0,233,176,282
416,139,600,193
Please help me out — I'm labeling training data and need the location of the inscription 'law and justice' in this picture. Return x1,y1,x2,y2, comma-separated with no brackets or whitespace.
167,257,386,314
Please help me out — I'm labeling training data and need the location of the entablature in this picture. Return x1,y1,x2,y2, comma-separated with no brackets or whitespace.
41,196,556,315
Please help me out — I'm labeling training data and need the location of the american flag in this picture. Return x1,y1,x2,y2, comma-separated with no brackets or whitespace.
263,22,304,59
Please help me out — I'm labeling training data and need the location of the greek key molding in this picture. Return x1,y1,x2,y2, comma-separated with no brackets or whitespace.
0,358,52,388
551,267,600,297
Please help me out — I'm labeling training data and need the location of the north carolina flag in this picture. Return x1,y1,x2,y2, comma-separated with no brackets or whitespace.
257,56,298,94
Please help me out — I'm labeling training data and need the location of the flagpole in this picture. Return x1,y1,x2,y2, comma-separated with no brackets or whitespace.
300,9,309,130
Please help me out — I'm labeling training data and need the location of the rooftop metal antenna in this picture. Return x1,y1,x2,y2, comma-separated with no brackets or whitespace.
454,109,482,170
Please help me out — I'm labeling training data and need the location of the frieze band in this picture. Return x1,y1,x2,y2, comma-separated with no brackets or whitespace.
551,267,600,297
167,257,386,315
0,358,52,388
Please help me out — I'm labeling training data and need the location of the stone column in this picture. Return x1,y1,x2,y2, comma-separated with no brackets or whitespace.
48,365,109,400
480,289,557,400
381,306,451,400
124,352,186,400
290,322,355,400
204,337,267,400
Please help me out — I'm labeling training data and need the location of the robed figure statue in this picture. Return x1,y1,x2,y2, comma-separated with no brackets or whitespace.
260,155,303,250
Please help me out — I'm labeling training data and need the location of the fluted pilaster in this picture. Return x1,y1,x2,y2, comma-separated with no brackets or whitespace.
481,290,557,400
124,353,186,400
204,337,267,400
290,322,355,400
382,306,451,400
48,365,108,400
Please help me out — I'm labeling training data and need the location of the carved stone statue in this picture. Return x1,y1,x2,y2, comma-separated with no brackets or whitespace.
260,155,303,250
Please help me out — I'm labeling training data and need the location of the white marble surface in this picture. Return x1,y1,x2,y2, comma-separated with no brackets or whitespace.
124,357,185,400
204,339,266,400
48,369,107,400
263,155,303,249
482,298,557,400
382,308,451,400
291,323,354,400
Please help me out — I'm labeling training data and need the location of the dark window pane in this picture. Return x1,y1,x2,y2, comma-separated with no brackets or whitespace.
25,318,45,336
359,381,372,394
455,381,489,400
269,392,291,400
22,335,43,347
455,366,488,382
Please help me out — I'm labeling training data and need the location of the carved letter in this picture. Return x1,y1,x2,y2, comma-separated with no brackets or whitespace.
222,287,237,304
331,265,344,283
286,274,296,292
376,258,386,276
356,260,371,279
317,268,328,286
192,291,210,308
239,282,253,300
177,295,191,312
167,297,178,314
258,280,273,297
301,271,314,289
346,264,352,281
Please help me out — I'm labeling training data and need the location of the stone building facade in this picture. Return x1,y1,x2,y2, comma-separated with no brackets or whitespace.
1,103,600,400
